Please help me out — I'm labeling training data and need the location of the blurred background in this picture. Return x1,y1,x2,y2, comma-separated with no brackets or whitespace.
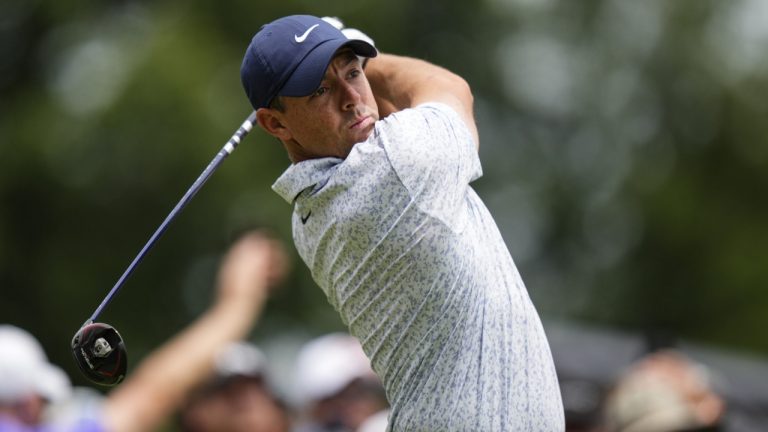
2,0,767,428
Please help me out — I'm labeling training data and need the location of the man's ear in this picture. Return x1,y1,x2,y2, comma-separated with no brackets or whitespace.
255,108,292,141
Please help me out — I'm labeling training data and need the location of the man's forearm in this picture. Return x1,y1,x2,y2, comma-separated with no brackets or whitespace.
365,53,479,146
365,54,423,116
366,54,466,112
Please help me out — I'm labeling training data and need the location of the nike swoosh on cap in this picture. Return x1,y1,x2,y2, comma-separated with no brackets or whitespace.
294,24,320,43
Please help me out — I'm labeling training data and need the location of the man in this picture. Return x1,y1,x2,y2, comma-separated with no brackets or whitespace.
0,231,287,432
178,342,292,432
241,15,564,430
101,231,288,432
0,325,79,430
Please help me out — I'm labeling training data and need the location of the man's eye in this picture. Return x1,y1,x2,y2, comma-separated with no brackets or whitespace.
349,69,361,79
313,87,328,97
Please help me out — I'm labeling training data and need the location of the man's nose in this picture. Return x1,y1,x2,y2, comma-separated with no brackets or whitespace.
339,82,362,110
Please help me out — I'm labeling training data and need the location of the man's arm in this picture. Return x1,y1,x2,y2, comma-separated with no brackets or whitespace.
101,232,288,432
364,53,479,148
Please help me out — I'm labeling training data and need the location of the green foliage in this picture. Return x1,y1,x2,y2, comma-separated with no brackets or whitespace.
2,0,767,388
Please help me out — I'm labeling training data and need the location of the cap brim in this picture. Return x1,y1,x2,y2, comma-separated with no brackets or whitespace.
279,39,377,98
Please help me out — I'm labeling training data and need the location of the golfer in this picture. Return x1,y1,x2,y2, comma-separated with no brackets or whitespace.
241,15,564,431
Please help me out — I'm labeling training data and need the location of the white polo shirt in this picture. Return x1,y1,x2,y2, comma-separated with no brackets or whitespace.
273,103,564,431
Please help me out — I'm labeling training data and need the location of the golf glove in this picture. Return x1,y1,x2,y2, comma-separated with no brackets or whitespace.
321,16,376,67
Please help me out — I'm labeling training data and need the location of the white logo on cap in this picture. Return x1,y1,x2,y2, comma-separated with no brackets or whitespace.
294,24,320,43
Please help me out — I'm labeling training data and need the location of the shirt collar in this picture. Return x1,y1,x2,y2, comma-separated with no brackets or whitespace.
272,157,343,203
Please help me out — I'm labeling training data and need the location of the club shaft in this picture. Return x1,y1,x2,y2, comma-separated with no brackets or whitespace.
87,112,257,324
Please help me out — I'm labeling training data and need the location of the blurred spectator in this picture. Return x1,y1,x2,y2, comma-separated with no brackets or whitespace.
0,325,85,429
178,341,291,432
601,350,725,432
0,230,288,431
356,410,389,432
560,378,605,431
293,333,388,432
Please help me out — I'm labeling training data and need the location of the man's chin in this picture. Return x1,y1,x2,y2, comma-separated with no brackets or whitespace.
353,122,376,144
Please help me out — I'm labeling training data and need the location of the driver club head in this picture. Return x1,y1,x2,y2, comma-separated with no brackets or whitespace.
71,322,127,386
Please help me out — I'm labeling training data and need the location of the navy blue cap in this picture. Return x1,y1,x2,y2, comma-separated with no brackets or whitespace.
241,15,377,110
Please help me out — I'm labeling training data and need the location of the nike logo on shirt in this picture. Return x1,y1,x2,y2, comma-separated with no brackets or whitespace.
301,210,312,224
294,24,319,43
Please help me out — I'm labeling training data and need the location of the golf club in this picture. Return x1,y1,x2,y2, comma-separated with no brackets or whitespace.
71,112,257,386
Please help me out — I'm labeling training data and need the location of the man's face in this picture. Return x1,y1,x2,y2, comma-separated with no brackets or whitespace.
273,50,379,161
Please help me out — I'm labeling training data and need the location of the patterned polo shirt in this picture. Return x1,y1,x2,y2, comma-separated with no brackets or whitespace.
273,103,564,431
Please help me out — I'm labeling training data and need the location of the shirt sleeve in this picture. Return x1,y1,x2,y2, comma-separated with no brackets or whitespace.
375,102,482,229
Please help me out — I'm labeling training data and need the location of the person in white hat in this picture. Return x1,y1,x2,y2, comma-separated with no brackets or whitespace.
293,333,388,432
178,342,292,432
0,325,74,428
